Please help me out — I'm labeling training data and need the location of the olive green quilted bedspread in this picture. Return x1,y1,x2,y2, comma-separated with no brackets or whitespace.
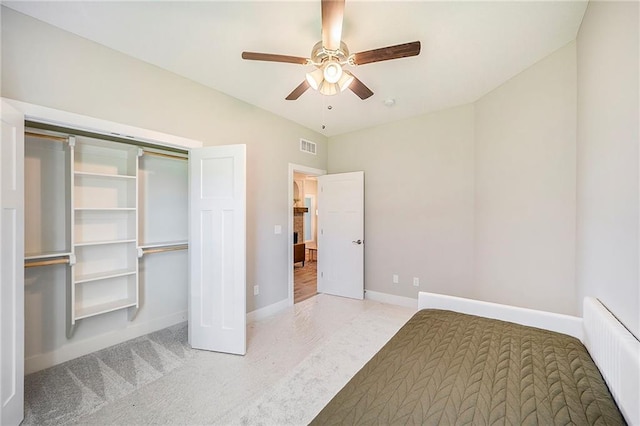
311,309,625,425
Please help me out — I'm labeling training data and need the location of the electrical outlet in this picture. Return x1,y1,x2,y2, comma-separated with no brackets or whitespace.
413,277,420,287
254,285,259,295
392,274,399,284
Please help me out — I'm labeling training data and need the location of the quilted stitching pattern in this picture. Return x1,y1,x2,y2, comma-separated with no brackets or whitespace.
311,310,625,426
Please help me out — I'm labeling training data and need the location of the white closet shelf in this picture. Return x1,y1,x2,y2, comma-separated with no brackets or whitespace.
74,171,136,179
75,269,137,284
75,298,137,320
74,239,136,247
74,207,136,211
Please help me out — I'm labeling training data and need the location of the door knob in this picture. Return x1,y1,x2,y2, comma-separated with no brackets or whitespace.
352,239,363,245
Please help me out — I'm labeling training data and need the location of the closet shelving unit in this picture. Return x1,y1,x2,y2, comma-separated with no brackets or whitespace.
24,128,190,339
69,137,142,335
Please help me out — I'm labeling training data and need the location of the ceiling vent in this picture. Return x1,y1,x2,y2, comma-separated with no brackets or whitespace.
300,138,317,155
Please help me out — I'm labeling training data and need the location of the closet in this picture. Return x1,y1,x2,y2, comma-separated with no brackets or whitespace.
2,101,246,424
23,125,188,369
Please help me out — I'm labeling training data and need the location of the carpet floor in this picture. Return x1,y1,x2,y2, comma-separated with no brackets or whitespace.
24,294,416,425
23,323,194,425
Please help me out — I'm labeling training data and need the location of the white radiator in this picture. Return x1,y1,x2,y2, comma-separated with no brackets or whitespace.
583,297,640,426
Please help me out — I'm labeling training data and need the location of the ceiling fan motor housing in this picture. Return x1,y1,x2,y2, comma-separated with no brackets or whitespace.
310,41,351,66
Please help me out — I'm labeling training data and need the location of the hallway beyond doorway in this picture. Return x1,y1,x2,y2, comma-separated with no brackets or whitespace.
294,253,317,303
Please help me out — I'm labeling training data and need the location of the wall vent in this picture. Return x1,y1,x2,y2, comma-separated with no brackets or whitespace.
300,138,317,155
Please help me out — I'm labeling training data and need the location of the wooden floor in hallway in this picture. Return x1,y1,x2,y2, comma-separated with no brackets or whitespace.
294,255,317,304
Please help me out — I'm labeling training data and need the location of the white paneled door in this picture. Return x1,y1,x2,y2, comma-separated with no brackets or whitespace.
1,101,25,425
317,171,364,300
189,145,246,355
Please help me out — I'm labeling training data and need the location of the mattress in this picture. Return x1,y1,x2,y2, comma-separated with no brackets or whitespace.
311,309,625,425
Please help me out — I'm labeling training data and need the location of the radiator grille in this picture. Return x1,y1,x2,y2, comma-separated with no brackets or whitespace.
583,297,640,425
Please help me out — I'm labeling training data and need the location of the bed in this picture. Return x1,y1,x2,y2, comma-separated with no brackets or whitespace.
311,293,639,425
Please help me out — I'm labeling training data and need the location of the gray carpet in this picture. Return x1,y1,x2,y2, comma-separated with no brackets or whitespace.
23,322,193,425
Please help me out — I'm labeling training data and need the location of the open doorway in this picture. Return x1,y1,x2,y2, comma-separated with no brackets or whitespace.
293,172,317,303
288,164,325,305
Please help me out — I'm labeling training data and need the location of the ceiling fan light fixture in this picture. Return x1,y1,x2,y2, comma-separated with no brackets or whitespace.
323,61,343,84
319,81,339,96
338,70,355,91
306,68,324,91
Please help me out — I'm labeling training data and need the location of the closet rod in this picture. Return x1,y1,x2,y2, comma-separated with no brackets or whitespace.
24,258,70,268
25,131,68,143
142,244,188,255
143,150,188,161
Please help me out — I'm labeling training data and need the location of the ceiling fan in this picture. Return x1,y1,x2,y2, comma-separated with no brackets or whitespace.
241,0,421,101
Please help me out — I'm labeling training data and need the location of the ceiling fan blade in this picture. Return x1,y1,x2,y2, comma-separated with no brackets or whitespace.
321,0,345,51
242,52,309,65
286,80,311,100
349,75,374,100
352,41,421,65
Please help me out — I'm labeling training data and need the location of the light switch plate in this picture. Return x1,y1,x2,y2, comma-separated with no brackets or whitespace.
274,225,282,234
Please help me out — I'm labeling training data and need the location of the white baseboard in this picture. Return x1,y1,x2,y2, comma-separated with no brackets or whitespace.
25,310,187,374
365,290,418,308
247,298,290,323
417,291,582,340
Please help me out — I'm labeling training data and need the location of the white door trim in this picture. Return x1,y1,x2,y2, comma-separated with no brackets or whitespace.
287,163,325,306
304,194,316,243
1,100,25,426
2,98,202,150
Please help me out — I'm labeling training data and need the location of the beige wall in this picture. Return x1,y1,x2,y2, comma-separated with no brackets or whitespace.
329,105,476,299
474,42,577,315
1,7,328,316
329,42,579,316
576,1,639,338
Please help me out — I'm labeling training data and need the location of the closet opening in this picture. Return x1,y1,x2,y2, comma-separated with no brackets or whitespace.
23,121,189,374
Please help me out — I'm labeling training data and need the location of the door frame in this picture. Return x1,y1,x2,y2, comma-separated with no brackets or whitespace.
287,163,325,306
303,194,316,243
1,100,25,426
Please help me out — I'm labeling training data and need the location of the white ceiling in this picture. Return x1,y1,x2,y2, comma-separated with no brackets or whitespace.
4,1,588,137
